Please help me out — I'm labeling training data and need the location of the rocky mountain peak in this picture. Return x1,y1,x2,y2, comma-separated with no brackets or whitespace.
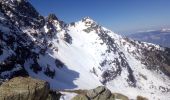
47,14,59,22
82,16,94,22
44,14,66,36
0,0,45,29
81,16,97,26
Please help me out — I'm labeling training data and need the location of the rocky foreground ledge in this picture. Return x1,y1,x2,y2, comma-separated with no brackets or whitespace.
0,77,148,100
0,77,50,100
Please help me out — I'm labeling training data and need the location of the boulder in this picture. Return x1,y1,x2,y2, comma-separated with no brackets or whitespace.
0,77,50,100
93,88,112,100
72,86,129,100
86,86,105,99
72,94,89,100
72,86,114,100
137,96,148,100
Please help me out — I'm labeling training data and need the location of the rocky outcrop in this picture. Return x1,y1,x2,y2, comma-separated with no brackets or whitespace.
137,96,148,100
46,91,62,100
72,86,129,100
72,94,89,100
0,77,50,100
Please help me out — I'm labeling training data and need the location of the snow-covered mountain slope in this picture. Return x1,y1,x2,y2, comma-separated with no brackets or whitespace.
1,0,170,99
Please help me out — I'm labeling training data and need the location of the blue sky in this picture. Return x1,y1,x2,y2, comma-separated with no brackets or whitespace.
29,0,170,34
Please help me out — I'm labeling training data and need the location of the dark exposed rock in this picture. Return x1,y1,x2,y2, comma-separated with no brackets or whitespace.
70,22,75,27
0,0,45,29
44,65,55,79
55,59,65,68
47,14,58,21
83,27,93,33
45,21,56,37
30,59,42,74
47,91,62,100
0,54,28,79
64,32,72,44
0,0,43,80
92,26,137,86
124,38,170,77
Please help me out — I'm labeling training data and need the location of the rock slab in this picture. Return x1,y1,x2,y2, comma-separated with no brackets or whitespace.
0,77,50,100
72,86,128,100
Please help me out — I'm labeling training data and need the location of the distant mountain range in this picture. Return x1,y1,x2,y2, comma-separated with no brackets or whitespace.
128,28,170,48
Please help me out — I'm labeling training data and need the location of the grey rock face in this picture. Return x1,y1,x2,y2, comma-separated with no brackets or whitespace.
72,94,89,100
86,86,106,99
0,77,50,100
